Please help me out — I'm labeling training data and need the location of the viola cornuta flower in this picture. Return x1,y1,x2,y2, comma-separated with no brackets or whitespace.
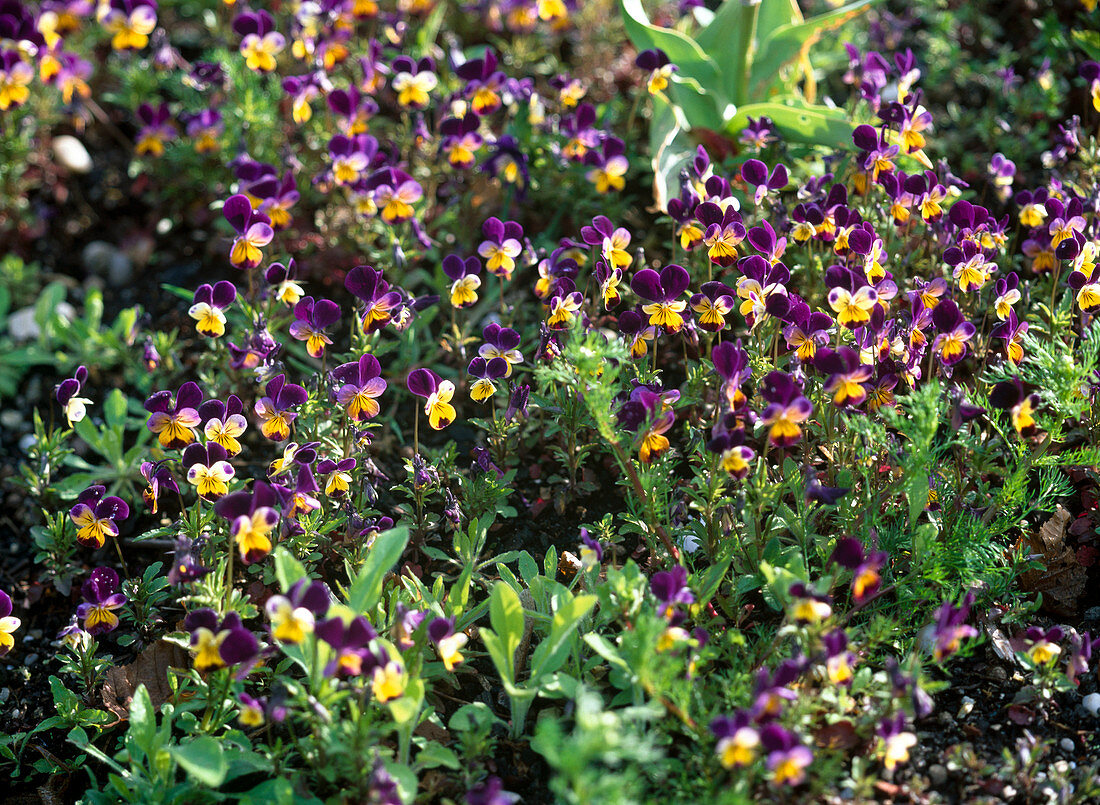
711,712,759,769
55,365,91,426
255,373,308,441
428,617,468,671
182,442,235,501
930,300,974,368
740,159,788,205
443,255,483,308
317,457,356,497
584,137,628,194
478,217,524,279
185,608,260,673
631,263,690,333
224,194,274,269
816,346,872,408
877,713,918,771
346,264,404,334
761,723,813,785
390,55,437,110
140,459,178,514
102,0,157,51
233,10,284,73
134,101,176,156
407,368,456,430
0,589,20,656
760,371,812,448
440,112,483,169
215,481,282,564
317,614,382,677
69,485,130,549
930,591,978,661
76,568,127,635
289,296,341,358
467,356,508,402
189,281,237,338
989,376,1041,436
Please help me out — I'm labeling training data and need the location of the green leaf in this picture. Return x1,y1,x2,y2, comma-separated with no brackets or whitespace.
126,685,157,761
170,736,228,787
104,389,128,430
724,101,854,150
273,546,308,591
416,741,461,770
749,0,879,99
346,526,410,614
518,551,539,584
1072,30,1100,63
530,594,596,679
490,581,525,663
620,0,721,94
480,629,516,685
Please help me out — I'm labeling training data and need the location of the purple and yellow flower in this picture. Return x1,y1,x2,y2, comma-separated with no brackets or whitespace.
134,102,176,156
1022,625,1063,665
317,457,356,497
76,568,127,635
632,264,690,333
283,74,320,125
828,283,878,329
822,630,855,686
390,56,437,109
331,353,387,422
584,137,628,194
255,374,308,442
761,724,813,785
145,382,203,449
102,0,156,51
373,660,407,701
316,614,383,678
930,591,977,661
238,693,266,727
736,255,790,329
989,376,1040,436
224,194,274,269
479,323,524,376
346,264,403,333
546,279,584,330
443,255,483,308
1069,244,1100,313
741,159,787,205
619,386,678,463
70,485,129,549
711,340,751,410
168,535,210,585
739,115,775,149
817,347,872,408
782,303,832,361
689,281,735,332
328,134,374,187
0,589,19,656
478,217,524,279
182,442,234,501
830,537,888,603
650,565,693,622
711,712,759,769
580,215,633,270
367,167,423,225
184,108,223,154
55,365,91,426
441,112,483,169
991,310,1028,366
877,714,917,771
408,368,456,430
931,300,974,367
789,583,832,624
560,103,601,161
184,608,260,673
266,260,305,306
853,124,898,183
140,459,178,514
760,371,813,448
697,203,746,267
285,462,321,519
707,429,754,479
618,309,656,358
233,10,284,73
0,52,32,111
944,240,993,293
289,297,341,358
467,357,508,402
429,617,468,671
456,48,505,115
189,281,237,338
635,48,675,94
266,594,315,645
215,481,282,564
197,396,247,457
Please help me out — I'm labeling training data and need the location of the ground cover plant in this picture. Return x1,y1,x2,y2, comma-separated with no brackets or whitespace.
2,0,1100,802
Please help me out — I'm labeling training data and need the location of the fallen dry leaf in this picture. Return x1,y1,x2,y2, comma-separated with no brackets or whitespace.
1017,506,1086,616
101,640,191,722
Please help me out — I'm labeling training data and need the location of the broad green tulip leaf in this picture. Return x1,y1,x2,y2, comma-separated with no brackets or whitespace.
620,0,721,93
724,101,853,150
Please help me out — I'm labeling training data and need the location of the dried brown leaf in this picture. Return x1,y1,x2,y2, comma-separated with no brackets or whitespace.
101,640,191,722
1018,506,1086,616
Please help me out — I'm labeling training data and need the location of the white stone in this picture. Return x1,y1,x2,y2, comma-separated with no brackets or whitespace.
53,135,92,174
1083,692,1100,717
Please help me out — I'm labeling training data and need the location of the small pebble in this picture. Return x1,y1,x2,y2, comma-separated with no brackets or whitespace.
1083,692,1100,717
53,135,93,174
0,688,8,702
957,696,975,718
23,653,38,666
929,764,948,787
1060,738,1074,752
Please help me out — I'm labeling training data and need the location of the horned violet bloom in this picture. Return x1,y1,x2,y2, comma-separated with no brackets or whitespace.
477,217,524,279
429,617,468,671
140,459,178,514
332,353,387,421
0,589,19,657
443,255,482,308
760,371,813,448
478,323,523,376
346,264,403,333
215,481,281,564
200,395,248,456
878,714,918,771
185,608,260,673
761,724,813,785
76,568,127,635
233,10,284,73
931,300,974,368
55,365,91,426
134,102,176,156
182,442,234,501
102,0,156,51
224,194,274,269
930,591,977,661
317,614,382,677
255,374,308,441
70,485,130,549
390,55,437,109
635,48,675,94
711,712,759,769
189,281,237,337
408,368,456,430
632,263,690,333
318,457,356,497
989,376,1041,436
467,357,508,402
289,297,341,358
